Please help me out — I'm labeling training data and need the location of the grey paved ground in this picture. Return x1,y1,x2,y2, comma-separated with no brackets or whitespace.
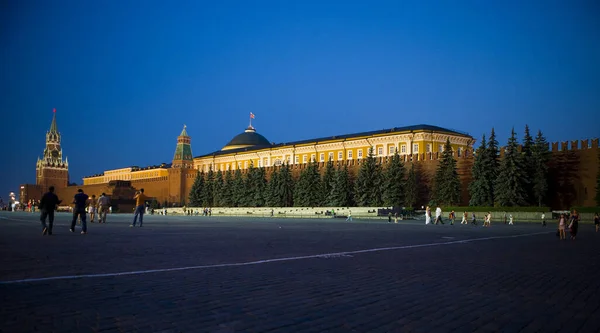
0,211,599,333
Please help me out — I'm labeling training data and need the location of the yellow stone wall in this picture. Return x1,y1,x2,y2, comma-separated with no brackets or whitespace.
83,167,169,185
193,130,474,172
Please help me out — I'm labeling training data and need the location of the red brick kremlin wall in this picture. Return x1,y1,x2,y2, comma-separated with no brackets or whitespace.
27,139,598,210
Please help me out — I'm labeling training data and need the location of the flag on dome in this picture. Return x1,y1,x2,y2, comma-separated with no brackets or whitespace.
250,112,255,119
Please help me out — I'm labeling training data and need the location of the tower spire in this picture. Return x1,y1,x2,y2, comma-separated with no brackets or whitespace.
49,108,58,133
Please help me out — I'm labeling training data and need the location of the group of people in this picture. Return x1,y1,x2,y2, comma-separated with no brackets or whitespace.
38,187,111,235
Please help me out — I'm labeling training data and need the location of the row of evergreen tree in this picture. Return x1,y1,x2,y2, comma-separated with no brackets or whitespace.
188,126,562,208
469,126,551,207
188,147,423,208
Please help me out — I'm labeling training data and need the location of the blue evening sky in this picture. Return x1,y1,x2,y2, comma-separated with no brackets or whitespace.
1,0,599,198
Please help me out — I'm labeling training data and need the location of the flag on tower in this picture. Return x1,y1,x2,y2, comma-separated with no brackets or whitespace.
250,112,255,119
53,108,56,113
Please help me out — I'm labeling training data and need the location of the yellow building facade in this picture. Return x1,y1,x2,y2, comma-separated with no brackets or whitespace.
193,124,475,173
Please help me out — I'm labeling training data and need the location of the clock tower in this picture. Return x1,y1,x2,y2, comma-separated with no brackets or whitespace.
36,109,69,189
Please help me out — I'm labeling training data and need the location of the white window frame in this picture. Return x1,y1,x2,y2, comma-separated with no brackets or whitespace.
357,149,363,158
348,151,353,159
401,145,407,153
439,145,444,152
303,155,307,163
328,152,334,161
426,144,432,153
320,153,325,162
389,146,395,154
338,151,343,160
377,147,383,155
295,156,299,164
413,144,419,153
311,154,316,162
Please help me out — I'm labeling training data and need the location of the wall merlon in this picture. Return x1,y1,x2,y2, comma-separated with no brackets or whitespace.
592,138,599,149
571,140,579,150
551,142,559,152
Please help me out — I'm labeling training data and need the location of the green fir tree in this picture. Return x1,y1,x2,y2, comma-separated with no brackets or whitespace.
202,167,215,207
596,151,600,206
330,165,351,207
404,164,418,209
495,128,529,206
278,163,295,207
320,160,335,206
521,125,535,205
354,148,383,206
433,138,461,205
232,169,245,207
212,170,224,207
294,160,321,206
188,171,204,207
532,130,551,207
383,152,405,207
266,167,281,206
486,128,500,204
468,135,492,206
220,170,234,207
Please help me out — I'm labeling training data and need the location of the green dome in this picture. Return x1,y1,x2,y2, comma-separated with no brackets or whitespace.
222,126,271,151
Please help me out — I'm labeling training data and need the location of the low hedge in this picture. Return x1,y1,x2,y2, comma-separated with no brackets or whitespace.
438,206,551,213
570,207,600,213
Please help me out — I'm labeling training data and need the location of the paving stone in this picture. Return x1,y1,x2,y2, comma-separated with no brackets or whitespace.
0,212,599,332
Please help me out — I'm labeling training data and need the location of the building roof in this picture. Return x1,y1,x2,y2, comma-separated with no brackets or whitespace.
221,126,272,151
179,125,189,137
196,124,471,158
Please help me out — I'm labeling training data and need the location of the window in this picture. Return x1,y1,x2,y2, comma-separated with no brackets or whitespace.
244,161,248,169
238,162,242,169
378,147,383,155
303,155,307,163
274,159,282,166
295,156,299,164
439,145,444,152
311,154,316,162
329,152,334,161
357,149,363,158
320,153,325,162
426,144,432,153
389,146,395,154
401,145,407,153
413,144,419,153
338,151,343,160
258,159,262,167
263,157,269,167
226,164,230,170
348,151,353,159
457,147,462,157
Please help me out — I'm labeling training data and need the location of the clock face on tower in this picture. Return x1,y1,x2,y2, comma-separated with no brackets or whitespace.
52,150,59,158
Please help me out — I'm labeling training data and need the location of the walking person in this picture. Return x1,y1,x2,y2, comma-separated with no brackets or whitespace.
97,193,110,223
70,189,89,234
394,212,398,223
346,211,352,222
435,206,444,224
461,211,468,224
130,188,148,227
594,213,599,233
471,212,477,225
541,212,547,227
88,194,98,223
558,214,566,240
509,214,514,225
425,206,431,225
39,186,61,235
449,210,455,225
568,209,580,240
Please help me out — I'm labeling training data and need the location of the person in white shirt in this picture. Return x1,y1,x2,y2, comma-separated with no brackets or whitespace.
541,213,546,226
509,214,514,225
97,193,110,223
435,206,444,224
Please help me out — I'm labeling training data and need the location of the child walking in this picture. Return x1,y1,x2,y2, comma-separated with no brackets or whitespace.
558,214,566,240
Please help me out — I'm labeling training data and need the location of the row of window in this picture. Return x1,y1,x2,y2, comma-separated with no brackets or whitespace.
198,145,464,172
